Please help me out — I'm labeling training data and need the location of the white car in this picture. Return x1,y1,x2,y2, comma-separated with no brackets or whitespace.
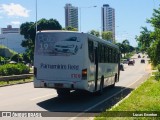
53,37,81,54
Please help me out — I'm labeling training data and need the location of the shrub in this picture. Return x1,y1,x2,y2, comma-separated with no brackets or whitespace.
154,72,160,81
0,63,30,76
16,63,30,74
157,64,160,72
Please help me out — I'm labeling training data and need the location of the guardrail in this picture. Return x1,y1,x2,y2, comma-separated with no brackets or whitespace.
0,74,33,84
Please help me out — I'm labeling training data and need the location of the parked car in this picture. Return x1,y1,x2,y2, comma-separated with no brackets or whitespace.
138,55,141,58
9,61,17,64
141,59,145,63
133,59,135,64
128,60,134,65
122,59,128,64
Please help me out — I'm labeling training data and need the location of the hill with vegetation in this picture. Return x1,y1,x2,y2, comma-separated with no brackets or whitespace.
0,45,17,58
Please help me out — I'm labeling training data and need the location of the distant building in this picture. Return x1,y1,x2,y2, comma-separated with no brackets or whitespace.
64,3,78,30
0,25,25,54
0,34,25,54
101,4,115,42
1,25,20,34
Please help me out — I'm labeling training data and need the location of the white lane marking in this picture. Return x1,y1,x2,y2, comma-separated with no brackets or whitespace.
30,93,57,101
68,75,147,120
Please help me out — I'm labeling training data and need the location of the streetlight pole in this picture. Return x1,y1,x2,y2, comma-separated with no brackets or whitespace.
36,0,37,33
79,7,81,32
153,0,155,8
79,6,97,32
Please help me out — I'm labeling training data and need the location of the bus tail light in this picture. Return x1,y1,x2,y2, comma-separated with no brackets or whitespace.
34,67,37,77
82,69,87,80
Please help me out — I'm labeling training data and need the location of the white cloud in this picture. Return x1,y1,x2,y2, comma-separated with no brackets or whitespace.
0,3,30,17
11,21,21,25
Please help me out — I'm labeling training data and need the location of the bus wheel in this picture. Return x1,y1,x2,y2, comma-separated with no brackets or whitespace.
57,89,70,97
110,74,117,88
97,76,104,95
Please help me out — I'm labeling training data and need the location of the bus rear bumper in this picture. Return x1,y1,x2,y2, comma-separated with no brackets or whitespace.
34,79,88,90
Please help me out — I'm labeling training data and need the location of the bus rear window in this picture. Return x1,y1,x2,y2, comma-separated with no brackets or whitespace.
35,33,82,56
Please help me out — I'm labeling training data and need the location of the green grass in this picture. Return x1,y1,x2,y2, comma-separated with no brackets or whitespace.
94,77,160,120
0,77,33,87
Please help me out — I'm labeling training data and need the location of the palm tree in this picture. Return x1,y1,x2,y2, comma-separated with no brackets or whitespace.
122,39,130,58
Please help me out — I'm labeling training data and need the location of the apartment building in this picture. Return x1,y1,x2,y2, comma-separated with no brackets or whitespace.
1,25,20,34
65,3,78,30
101,4,115,42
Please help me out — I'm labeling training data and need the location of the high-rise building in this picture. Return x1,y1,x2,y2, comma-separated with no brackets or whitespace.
101,4,115,41
64,3,78,30
1,25,20,34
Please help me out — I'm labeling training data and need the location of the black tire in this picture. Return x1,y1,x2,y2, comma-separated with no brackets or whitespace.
110,74,117,88
96,76,104,95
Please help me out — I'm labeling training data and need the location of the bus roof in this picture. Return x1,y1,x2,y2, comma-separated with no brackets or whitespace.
87,33,119,50
37,30,119,50
37,30,79,33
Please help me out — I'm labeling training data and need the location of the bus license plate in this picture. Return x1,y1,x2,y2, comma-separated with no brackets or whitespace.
54,83,63,88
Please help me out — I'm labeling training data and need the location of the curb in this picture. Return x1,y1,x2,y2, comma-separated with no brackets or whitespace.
0,80,33,87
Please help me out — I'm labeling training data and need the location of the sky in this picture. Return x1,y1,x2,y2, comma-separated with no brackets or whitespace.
0,0,159,47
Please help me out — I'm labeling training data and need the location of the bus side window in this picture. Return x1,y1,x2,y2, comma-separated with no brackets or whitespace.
116,50,119,63
104,46,107,63
110,48,112,63
109,47,112,63
114,50,117,63
107,47,109,63
98,43,102,63
111,48,114,63
88,40,94,63
112,48,114,63
101,45,105,63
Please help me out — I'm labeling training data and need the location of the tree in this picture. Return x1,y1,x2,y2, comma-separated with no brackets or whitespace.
116,41,135,59
115,43,124,57
122,39,130,58
147,7,160,29
144,7,160,66
88,30,100,37
11,54,23,63
135,27,152,52
20,18,62,62
22,52,31,63
37,18,62,31
122,39,130,45
64,26,78,31
102,31,113,41
148,39,160,66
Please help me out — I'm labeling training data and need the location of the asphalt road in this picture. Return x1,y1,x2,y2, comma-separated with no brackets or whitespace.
0,54,151,120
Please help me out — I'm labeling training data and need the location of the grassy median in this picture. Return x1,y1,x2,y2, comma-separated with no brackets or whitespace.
0,77,33,87
94,76,160,120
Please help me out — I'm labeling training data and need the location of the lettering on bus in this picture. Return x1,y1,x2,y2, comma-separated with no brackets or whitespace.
40,63,79,70
71,74,81,78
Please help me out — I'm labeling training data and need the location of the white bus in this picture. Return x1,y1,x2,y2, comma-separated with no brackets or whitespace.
34,31,120,96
